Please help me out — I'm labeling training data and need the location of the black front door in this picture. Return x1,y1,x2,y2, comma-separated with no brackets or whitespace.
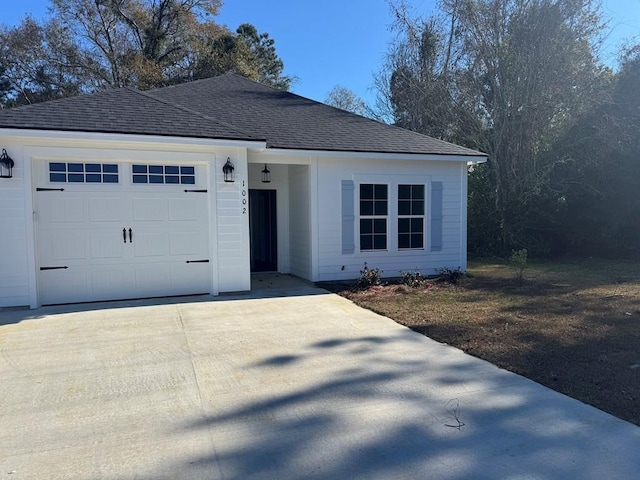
249,189,277,272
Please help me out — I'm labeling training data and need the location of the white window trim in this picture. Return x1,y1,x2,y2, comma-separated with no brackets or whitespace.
358,182,389,252
398,184,426,250
353,174,433,256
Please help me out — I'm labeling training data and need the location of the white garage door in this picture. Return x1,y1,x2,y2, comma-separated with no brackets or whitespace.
35,161,211,305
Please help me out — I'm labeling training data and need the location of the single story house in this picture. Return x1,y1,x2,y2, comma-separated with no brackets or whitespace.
0,73,487,308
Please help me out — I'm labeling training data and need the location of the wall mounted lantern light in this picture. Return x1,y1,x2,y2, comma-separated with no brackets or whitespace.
222,157,235,183
0,149,14,178
261,164,271,183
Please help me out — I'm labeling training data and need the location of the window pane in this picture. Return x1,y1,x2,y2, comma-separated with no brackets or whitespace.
86,174,101,183
50,173,66,182
180,166,195,175
103,174,118,183
398,200,410,216
165,175,179,184
374,218,386,233
360,200,373,216
165,165,179,174
133,175,147,184
149,175,164,183
411,233,424,248
374,234,387,250
49,162,66,172
413,200,424,215
68,174,84,182
374,184,387,199
398,184,411,199
411,218,423,232
103,164,118,173
374,200,387,216
360,184,373,199
132,165,147,173
412,185,425,199
360,235,373,250
68,163,84,172
180,176,195,185
360,219,372,234
398,218,409,233
149,165,163,174
85,163,101,172
399,234,410,249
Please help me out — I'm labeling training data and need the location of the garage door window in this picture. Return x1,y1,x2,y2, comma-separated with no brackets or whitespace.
49,162,119,183
132,165,195,184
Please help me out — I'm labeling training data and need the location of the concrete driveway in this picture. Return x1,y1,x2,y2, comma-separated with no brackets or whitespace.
1,284,639,479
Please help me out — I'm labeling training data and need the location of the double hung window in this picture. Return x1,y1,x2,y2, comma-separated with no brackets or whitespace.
359,184,388,251
398,184,425,249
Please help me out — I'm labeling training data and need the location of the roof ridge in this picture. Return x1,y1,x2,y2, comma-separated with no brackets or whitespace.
129,87,263,141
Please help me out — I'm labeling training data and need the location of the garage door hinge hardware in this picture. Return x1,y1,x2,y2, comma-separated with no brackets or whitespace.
186,259,209,263
184,189,207,193
36,187,65,191
40,266,69,270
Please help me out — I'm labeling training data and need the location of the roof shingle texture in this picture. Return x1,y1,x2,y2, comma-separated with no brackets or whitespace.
0,74,484,157
0,87,258,141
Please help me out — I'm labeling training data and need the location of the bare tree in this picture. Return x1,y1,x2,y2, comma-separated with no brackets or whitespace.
324,85,369,116
378,0,607,252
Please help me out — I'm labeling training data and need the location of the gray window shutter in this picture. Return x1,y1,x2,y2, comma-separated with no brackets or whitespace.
341,180,355,254
431,181,443,251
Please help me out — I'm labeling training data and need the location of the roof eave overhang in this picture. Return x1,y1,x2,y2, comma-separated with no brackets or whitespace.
0,128,267,149
256,146,488,163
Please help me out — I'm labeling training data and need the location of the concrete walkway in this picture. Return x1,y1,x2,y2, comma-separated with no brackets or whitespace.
1,285,639,479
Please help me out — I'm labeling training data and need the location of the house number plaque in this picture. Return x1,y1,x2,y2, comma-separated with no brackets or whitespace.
242,181,247,214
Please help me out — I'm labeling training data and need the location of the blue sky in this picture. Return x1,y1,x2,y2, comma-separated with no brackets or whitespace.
3,0,640,105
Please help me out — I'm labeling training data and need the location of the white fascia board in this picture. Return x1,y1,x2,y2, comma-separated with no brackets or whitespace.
0,128,266,150
256,147,487,163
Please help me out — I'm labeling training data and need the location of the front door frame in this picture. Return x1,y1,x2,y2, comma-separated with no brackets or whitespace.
249,189,278,272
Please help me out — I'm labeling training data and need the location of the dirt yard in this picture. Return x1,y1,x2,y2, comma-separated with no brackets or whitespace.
330,259,640,426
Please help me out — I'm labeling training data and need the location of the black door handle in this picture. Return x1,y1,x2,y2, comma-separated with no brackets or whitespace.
123,228,127,243
129,228,133,243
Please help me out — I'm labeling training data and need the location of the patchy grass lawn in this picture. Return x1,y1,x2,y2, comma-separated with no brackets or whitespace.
330,259,640,426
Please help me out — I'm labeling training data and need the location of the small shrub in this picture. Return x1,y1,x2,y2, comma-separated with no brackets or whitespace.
356,262,383,289
510,248,528,281
400,269,425,288
436,267,465,285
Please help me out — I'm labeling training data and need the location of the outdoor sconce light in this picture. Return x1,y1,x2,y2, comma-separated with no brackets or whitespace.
261,164,271,183
0,149,14,178
222,157,235,183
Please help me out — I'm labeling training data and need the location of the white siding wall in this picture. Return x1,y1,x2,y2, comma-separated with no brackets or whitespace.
0,142,30,307
215,148,251,292
288,165,312,279
315,157,467,282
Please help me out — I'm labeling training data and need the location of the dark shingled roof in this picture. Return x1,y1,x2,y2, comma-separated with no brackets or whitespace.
0,73,484,157
0,86,258,142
